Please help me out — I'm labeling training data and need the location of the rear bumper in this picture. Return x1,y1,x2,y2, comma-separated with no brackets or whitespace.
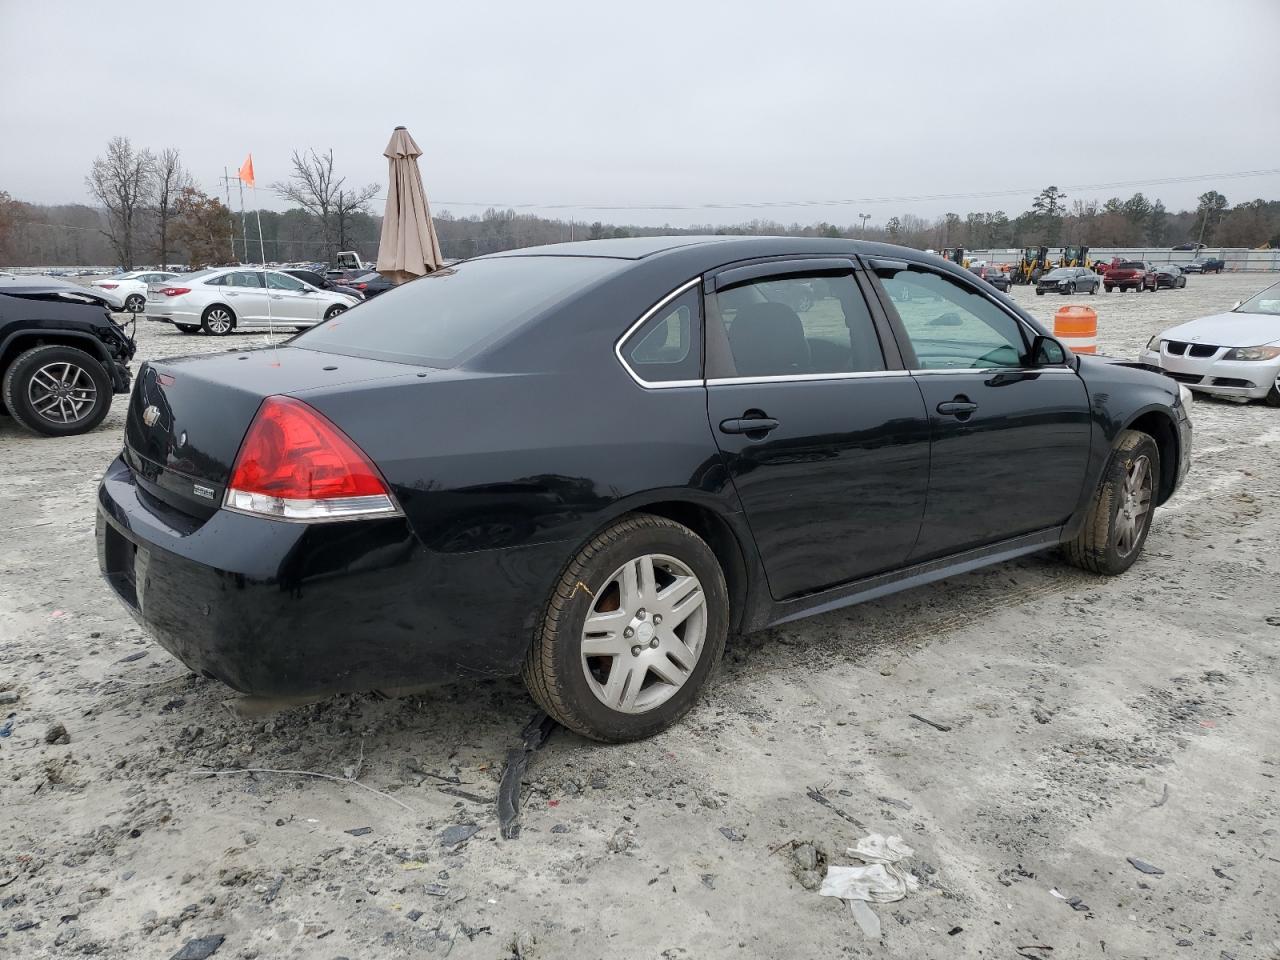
95,455,558,697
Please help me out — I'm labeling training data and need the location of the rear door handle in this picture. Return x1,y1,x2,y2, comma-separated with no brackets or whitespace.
719,417,780,435
936,399,978,417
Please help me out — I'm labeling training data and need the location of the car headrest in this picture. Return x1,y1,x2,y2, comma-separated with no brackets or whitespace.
728,301,810,377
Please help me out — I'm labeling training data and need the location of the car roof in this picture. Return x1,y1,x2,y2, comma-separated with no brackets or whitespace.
485,234,942,266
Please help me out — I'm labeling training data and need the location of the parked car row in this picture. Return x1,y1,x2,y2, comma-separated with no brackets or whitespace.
143,267,359,335
1100,261,1191,293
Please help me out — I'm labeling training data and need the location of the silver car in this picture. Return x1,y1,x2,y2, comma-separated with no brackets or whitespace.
1139,279,1280,405
144,267,359,335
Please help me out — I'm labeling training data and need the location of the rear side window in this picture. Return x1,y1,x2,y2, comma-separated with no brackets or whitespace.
293,256,625,367
711,272,885,378
620,286,701,384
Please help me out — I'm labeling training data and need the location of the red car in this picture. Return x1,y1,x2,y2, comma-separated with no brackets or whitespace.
1103,261,1153,293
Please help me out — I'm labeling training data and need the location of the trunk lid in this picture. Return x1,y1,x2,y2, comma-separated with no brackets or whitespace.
124,345,433,519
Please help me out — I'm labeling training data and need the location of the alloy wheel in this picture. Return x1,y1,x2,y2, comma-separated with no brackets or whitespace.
125,294,145,312
26,361,98,424
580,553,707,714
1115,454,1153,557
206,309,232,334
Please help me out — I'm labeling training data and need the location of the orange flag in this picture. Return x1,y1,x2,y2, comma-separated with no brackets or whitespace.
239,153,255,188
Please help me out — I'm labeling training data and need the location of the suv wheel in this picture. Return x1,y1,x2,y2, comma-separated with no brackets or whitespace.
522,514,728,742
2,344,113,437
1064,429,1159,575
201,305,235,335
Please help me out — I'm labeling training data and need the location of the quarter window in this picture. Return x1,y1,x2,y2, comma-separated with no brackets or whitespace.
875,266,1027,369
712,272,884,378
620,287,701,383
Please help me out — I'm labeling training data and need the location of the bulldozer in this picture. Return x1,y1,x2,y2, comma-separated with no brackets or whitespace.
1059,245,1090,269
1014,246,1050,284
941,247,969,268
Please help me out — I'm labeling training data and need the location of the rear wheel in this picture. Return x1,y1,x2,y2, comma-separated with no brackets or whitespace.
1,344,113,437
1064,429,1159,575
522,514,728,742
1105,285,1114,293
124,293,145,313
201,305,235,335
1090,282,1098,295
323,304,347,321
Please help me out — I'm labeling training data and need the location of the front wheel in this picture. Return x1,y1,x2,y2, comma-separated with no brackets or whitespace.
1064,429,1159,575
323,305,347,321
1266,377,1280,408
1,344,113,437
1089,282,1098,295
522,514,728,742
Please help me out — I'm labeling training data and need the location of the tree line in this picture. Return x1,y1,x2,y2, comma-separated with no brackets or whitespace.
3,141,1278,269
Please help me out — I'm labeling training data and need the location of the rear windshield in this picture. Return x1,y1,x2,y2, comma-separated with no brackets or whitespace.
292,255,625,367
1117,262,1145,270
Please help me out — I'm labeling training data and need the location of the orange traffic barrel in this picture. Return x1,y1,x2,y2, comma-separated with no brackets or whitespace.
1054,305,1097,354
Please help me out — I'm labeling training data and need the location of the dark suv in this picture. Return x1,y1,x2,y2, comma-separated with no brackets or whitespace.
0,279,137,436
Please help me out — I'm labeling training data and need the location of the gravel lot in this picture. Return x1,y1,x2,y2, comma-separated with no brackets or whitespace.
1,274,1278,959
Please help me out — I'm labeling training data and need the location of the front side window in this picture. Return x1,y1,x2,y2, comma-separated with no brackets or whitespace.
266,272,306,291
620,287,701,383
876,265,1028,369
712,272,884,378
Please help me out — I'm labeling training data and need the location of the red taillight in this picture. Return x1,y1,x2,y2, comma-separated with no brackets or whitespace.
224,396,399,521
99,283,119,289
353,282,368,290
160,287,190,297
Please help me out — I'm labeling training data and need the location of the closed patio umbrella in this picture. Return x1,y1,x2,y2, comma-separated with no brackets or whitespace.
376,126,443,284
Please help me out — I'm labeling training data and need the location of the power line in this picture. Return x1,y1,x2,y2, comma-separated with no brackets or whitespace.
424,167,1280,213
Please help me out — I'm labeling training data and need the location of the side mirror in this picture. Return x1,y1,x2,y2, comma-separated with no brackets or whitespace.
1029,334,1068,367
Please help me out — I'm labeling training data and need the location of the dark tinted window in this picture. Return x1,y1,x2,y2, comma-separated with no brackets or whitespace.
1118,261,1146,270
621,287,701,383
293,256,625,367
712,272,884,377
289,270,325,287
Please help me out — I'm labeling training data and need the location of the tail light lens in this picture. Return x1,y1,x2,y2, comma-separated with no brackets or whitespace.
353,282,368,290
99,283,119,289
224,396,400,521
159,287,190,297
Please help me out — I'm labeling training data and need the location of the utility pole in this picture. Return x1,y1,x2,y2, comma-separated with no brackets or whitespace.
859,213,871,237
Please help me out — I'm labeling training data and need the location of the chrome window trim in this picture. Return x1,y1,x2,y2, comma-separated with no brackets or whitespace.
909,366,1078,376
707,370,910,386
615,277,704,389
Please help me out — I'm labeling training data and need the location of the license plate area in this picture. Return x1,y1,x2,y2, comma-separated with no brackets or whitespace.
103,524,139,609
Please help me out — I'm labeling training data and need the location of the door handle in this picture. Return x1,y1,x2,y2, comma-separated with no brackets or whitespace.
226,292,238,297
270,294,284,300
719,416,779,435
936,397,978,418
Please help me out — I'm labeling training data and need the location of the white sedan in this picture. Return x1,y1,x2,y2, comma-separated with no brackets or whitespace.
144,267,359,335
1140,279,1280,405
91,271,183,313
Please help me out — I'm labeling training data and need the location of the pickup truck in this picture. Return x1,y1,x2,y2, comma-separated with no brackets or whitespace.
1103,261,1153,293
1181,257,1224,274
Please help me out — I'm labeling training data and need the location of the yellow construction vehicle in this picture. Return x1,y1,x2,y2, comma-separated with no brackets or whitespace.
1014,246,1050,284
1059,245,1090,268
941,247,969,268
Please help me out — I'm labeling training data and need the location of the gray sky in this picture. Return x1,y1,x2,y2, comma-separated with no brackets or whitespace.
2,0,1278,228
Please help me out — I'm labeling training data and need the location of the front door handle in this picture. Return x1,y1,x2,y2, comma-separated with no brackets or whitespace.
270,294,284,300
719,416,780,436
936,397,978,419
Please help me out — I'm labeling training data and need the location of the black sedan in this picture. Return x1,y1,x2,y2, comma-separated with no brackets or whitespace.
96,237,1191,742
1147,264,1187,290
345,271,395,298
281,268,364,301
1035,267,1100,296
968,263,1012,292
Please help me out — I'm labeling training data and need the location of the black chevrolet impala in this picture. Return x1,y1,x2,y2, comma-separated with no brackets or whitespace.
97,237,1191,741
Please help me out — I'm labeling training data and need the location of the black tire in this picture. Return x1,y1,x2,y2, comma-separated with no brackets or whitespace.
124,293,145,313
1,344,113,437
175,324,199,334
1064,282,1076,295
1265,380,1280,408
1035,289,1044,296
201,304,235,336
1105,285,1114,293
522,513,729,742
1089,282,1098,295
323,305,347,321
1064,429,1159,576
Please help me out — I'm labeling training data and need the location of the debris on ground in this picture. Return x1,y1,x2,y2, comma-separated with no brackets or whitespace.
497,711,556,840
908,713,951,732
1050,888,1090,912
606,827,636,853
169,934,226,959
439,824,480,848
818,835,919,937
1127,857,1165,875
0,690,18,704
44,721,69,744
718,826,745,842
344,827,373,837
805,787,865,829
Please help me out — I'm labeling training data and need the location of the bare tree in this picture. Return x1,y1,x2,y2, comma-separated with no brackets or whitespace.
86,136,154,268
334,184,380,253
151,147,192,268
272,149,377,263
